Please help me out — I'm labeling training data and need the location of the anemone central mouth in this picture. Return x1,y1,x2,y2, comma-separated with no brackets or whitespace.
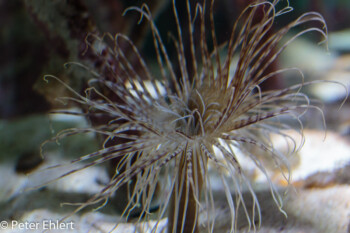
181,110,202,137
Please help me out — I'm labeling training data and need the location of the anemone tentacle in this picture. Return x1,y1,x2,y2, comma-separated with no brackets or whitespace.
38,1,331,232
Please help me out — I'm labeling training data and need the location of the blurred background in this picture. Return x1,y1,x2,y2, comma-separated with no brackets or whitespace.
1,0,350,119
0,0,350,231
1,0,350,204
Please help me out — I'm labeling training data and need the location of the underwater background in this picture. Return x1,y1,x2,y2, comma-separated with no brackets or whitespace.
1,0,350,232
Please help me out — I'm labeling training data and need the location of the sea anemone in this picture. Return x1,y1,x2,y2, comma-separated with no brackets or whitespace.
37,0,330,232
